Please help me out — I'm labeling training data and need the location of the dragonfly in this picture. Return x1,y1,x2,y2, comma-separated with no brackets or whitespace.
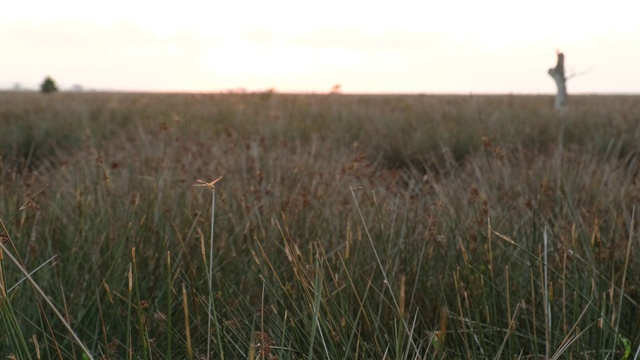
194,176,223,190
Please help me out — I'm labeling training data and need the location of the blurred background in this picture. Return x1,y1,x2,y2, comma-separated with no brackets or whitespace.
1,0,639,93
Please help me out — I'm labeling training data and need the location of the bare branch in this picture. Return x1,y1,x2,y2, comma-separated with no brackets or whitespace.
567,68,593,80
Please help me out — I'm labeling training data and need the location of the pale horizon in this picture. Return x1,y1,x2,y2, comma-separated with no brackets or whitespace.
2,0,639,94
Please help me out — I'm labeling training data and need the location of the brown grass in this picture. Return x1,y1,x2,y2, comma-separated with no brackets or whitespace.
1,92,639,358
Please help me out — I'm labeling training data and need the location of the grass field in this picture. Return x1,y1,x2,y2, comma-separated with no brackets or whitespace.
1,91,640,359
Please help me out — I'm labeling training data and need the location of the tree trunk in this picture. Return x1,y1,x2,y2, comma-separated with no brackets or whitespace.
548,51,567,110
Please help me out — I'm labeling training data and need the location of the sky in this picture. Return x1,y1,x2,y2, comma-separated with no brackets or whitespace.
2,0,639,93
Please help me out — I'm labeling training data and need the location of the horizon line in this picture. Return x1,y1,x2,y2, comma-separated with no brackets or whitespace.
3,88,640,96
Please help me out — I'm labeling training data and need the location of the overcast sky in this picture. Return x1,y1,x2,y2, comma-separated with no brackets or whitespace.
2,0,639,93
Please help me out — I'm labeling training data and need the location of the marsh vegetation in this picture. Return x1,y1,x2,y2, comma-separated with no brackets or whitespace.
1,92,639,359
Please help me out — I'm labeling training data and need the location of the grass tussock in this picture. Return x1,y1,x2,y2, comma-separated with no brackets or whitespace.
0,92,640,359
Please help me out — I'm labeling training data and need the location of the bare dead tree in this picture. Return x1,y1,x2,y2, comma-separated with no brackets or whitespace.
548,51,593,111
548,51,567,110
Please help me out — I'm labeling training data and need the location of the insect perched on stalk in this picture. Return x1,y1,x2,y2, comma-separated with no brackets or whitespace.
194,175,224,358
194,176,223,190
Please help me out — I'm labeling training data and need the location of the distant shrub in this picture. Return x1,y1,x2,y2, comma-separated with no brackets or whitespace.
40,76,59,93
259,87,276,102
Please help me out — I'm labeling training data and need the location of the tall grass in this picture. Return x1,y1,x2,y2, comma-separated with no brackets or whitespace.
0,92,639,358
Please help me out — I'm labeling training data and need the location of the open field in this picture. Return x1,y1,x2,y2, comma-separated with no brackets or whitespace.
1,92,640,359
